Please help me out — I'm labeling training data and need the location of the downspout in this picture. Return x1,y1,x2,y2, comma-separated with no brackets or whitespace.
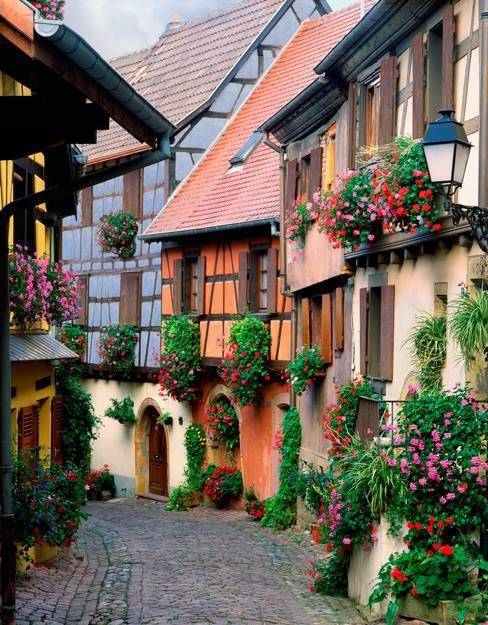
0,140,170,625
478,0,488,564
263,133,297,408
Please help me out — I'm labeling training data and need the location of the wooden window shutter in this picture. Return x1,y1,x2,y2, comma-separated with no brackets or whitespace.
80,186,93,227
18,405,39,452
359,288,368,376
267,248,278,314
442,6,454,110
77,275,88,326
347,83,358,169
412,32,425,139
285,159,298,220
321,294,333,364
237,252,249,314
51,396,64,465
380,285,395,381
249,252,259,312
301,298,311,348
173,259,184,315
378,56,398,146
123,169,142,218
308,147,322,203
120,272,141,325
335,287,344,351
197,256,206,316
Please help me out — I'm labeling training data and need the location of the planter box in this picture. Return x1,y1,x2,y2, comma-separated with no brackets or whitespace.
399,594,483,625
17,542,59,574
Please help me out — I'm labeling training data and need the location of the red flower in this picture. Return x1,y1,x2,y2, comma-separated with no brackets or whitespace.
440,545,454,556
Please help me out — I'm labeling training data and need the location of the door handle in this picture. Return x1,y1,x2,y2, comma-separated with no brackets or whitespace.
154,454,160,459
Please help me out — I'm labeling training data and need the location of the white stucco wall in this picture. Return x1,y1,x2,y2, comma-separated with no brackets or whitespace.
83,378,191,496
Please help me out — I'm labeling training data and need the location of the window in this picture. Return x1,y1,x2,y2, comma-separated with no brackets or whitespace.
359,285,395,381
229,131,263,167
427,23,443,123
239,248,277,315
434,282,448,317
120,272,141,325
173,256,205,315
257,251,268,312
184,257,199,314
76,275,89,326
301,293,333,365
296,155,310,202
80,186,93,227
322,125,336,192
13,165,36,252
365,79,381,148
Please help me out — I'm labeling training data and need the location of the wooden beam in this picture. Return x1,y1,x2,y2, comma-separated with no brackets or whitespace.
0,131,97,160
0,98,109,129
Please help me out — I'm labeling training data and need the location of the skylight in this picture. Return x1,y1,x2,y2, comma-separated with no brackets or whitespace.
229,130,263,167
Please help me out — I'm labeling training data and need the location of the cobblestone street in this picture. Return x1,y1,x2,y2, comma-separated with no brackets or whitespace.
17,499,365,625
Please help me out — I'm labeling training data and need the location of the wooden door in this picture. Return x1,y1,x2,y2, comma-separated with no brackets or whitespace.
18,405,39,455
149,419,168,496
51,396,64,465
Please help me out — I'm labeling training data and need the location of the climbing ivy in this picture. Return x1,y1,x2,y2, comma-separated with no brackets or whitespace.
167,423,206,511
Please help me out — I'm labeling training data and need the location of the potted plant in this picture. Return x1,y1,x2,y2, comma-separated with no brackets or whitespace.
286,199,316,260
98,323,138,372
96,211,138,259
104,397,136,425
203,466,243,508
85,465,116,501
159,411,173,427
204,397,239,451
286,345,325,395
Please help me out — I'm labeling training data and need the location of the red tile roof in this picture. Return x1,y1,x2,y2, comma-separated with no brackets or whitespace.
145,3,368,238
84,0,291,162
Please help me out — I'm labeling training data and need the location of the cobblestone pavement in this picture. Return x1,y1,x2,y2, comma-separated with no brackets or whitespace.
16,498,365,625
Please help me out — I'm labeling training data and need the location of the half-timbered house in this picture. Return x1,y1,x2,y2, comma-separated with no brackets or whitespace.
143,6,365,499
63,0,332,499
262,0,486,612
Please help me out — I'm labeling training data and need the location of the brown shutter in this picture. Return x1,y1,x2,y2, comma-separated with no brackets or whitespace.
51,396,64,465
321,294,333,365
197,256,206,316
123,169,142,218
249,252,259,312
80,186,93,227
77,275,88,326
173,259,184,315
308,147,322,203
267,248,278,314
237,252,248,315
301,298,311,348
347,83,358,169
120,272,141,325
359,288,368,376
285,159,298,220
442,6,454,110
335,287,344,351
378,56,398,146
18,405,39,452
380,285,395,381
412,32,425,139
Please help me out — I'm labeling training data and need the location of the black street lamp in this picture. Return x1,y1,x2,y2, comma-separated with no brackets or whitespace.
421,109,488,253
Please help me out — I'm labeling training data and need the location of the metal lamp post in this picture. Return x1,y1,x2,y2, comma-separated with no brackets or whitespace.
421,109,488,253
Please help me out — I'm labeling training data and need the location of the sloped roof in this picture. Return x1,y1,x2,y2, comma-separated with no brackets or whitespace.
10,334,78,362
84,0,300,162
144,3,367,239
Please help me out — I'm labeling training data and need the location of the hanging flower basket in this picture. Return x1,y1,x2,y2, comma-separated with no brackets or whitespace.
204,397,239,451
29,0,65,20
96,212,139,259
286,199,316,260
98,323,138,372
286,345,325,395
59,325,87,359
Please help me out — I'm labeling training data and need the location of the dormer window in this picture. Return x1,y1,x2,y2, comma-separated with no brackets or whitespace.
229,131,263,167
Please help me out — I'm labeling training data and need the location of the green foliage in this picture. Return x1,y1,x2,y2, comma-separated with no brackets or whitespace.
159,316,202,401
97,211,138,258
159,411,173,426
449,289,488,365
219,316,271,406
286,345,325,396
56,370,99,471
86,465,116,498
407,313,447,394
286,199,315,257
98,323,138,372
166,485,195,511
203,466,243,507
296,461,330,516
14,457,87,560
184,423,207,491
59,325,87,359
104,397,136,425
261,407,301,530
204,396,239,450
307,553,349,596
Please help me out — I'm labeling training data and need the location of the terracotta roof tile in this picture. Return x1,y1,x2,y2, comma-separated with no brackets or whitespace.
145,3,369,238
84,0,288,162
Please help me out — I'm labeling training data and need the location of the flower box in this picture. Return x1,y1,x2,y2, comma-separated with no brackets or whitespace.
17,542,59,574
399,593,482,625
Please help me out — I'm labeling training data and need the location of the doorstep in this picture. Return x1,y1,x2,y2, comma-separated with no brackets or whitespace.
137,492,168,503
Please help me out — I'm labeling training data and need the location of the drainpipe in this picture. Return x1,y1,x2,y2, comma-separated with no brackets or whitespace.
478,0,488,565
0,140,170,625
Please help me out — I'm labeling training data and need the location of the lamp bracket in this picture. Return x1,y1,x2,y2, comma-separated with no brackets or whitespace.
451,203,488,254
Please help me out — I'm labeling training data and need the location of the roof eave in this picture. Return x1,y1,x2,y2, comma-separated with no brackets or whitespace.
141,218,279,244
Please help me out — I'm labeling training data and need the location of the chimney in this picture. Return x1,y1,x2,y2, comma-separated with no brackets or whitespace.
165,14,181,33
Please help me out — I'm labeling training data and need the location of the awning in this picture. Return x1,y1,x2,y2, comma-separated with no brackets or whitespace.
10,333,79,362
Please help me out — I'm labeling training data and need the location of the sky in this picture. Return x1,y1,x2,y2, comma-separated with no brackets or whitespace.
65,0,353,59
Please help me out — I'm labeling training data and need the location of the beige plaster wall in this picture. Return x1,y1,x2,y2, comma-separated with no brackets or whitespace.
83,379,191,496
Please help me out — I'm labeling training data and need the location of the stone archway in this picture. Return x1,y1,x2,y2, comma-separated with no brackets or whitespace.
135,398,166,495
205,385,242,474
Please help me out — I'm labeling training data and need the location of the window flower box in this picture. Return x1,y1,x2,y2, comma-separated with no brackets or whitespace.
399,593,482,625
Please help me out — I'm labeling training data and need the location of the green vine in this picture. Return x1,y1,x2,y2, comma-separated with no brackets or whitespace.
407,313,447,394
261,407,301,530
167,423,206,511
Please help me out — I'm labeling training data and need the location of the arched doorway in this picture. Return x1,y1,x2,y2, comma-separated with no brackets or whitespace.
148,413,168,496
135,400,168,496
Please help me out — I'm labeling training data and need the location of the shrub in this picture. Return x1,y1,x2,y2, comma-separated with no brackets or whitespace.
159,316,201,401
14,457,87,562
244,490,266,520
261,407,301,530
104,397,136,425
167,423,207,511
204,397,239,450
96,211,138,259
286,345,325,396
86,465,116,498
407,313,447,394
98,323,138,372
203,466,243,507
219,316,271,406
449,289,488,365
166,485,195,511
